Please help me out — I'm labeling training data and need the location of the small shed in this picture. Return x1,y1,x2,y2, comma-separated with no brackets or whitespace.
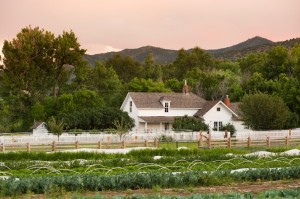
32,121,48,136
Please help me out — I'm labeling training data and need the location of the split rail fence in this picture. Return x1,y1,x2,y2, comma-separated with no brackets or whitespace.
1,130,300,152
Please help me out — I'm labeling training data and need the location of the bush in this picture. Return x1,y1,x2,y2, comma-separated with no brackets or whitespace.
221,123,236,136
239,93,290,130
158,134,174,142
172,115,208,131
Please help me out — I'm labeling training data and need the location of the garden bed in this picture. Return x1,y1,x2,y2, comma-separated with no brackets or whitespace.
1,147,300,197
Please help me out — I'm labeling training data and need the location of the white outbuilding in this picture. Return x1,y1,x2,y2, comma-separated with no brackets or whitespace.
32,121,48,136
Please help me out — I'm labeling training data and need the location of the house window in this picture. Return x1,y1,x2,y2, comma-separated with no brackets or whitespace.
217,107,221,111
165,122,169,130
165,102,169,112
219,122,223,130
214,121,223,131
214,122,218,130
129,101,132,112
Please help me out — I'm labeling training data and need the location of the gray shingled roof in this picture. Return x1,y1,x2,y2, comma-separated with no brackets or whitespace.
193,101,219,117
31,121,45,129
229,102,242,120
129,92,206,109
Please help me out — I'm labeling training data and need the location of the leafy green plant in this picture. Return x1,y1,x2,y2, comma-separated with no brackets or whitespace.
172,115,208,131
158,134,174,142
221,123,236,137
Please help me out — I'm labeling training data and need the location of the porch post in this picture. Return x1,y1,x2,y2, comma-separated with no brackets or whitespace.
145,122,148,132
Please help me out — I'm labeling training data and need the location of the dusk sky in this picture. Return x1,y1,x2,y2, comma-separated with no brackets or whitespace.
1,0,300,55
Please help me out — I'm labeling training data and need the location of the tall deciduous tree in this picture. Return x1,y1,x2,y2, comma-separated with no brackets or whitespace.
86,61,123,106
262,46,290,80
126,78,170,92
171,47,214,80
291,44,300,80
1,26,86,98
105,54,143,83
239,93,290,130
0,26,86,131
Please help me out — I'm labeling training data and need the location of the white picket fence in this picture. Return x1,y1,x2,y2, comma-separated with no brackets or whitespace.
1,128,299,144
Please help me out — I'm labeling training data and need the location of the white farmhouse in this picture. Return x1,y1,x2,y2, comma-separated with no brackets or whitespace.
31,121,48,136
121,83,240,132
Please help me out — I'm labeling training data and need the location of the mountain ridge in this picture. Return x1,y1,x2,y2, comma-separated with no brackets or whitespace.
84,36,300,65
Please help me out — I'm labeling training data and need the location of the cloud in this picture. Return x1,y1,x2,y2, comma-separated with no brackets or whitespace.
81,43,122,55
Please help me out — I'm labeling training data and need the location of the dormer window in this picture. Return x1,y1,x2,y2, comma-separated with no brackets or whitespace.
165,102,169,112
129,101,132,112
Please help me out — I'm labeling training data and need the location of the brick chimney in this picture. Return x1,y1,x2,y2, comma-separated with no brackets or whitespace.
224,95,230,107
182,80,189,95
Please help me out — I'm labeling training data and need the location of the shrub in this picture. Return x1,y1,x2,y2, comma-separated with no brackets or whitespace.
172,115,208,131
158,134,174,142
239,93,290,130
221,123,236,136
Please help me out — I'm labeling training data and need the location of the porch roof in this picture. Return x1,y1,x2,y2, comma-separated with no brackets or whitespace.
139,116,176,123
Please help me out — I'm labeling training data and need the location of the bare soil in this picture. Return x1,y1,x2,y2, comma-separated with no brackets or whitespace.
99,180,300,197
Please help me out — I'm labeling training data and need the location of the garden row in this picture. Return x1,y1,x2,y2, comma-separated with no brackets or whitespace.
2,167,300,196
1,148,300,197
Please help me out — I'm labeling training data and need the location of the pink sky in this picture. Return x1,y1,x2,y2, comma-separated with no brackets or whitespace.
1,0,300,55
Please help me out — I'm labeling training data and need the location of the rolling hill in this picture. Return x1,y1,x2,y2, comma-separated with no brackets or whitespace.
84,36,300,65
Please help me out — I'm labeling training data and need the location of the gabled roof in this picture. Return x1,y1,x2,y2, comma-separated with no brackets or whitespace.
193,101,219,117
194,101,239,118
31,121,45,129
127,92,206,109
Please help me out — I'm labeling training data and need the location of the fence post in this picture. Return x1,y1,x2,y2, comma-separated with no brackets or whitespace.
199,130,203,148
121,141,125,149
154,138,158,148
289,129,292,136
75,141,79,149
247,137,251,148
27,142,31,153
227,137,232,148
52,141,56,151
106,136,110,149
1,143,5,152
98,141,102,149
145,140,148,147
207,137,211,149
267,136,271,148
135,136,138,142
285,136,289,147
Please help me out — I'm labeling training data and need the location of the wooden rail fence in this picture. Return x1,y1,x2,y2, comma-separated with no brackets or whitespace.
1,132,300,152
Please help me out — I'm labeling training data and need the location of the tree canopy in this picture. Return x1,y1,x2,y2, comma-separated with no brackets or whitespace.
239,93,290,130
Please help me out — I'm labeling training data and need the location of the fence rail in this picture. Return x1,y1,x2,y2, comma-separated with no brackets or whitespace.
1,134,300,152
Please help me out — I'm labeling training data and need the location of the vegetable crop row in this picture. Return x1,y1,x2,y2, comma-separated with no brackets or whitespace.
2,167,300,196
0,148,265,161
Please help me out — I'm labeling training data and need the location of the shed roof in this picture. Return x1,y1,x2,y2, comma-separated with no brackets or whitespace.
31,121,45,129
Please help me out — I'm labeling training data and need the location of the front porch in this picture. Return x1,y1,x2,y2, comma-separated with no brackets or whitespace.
138,116,175,132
